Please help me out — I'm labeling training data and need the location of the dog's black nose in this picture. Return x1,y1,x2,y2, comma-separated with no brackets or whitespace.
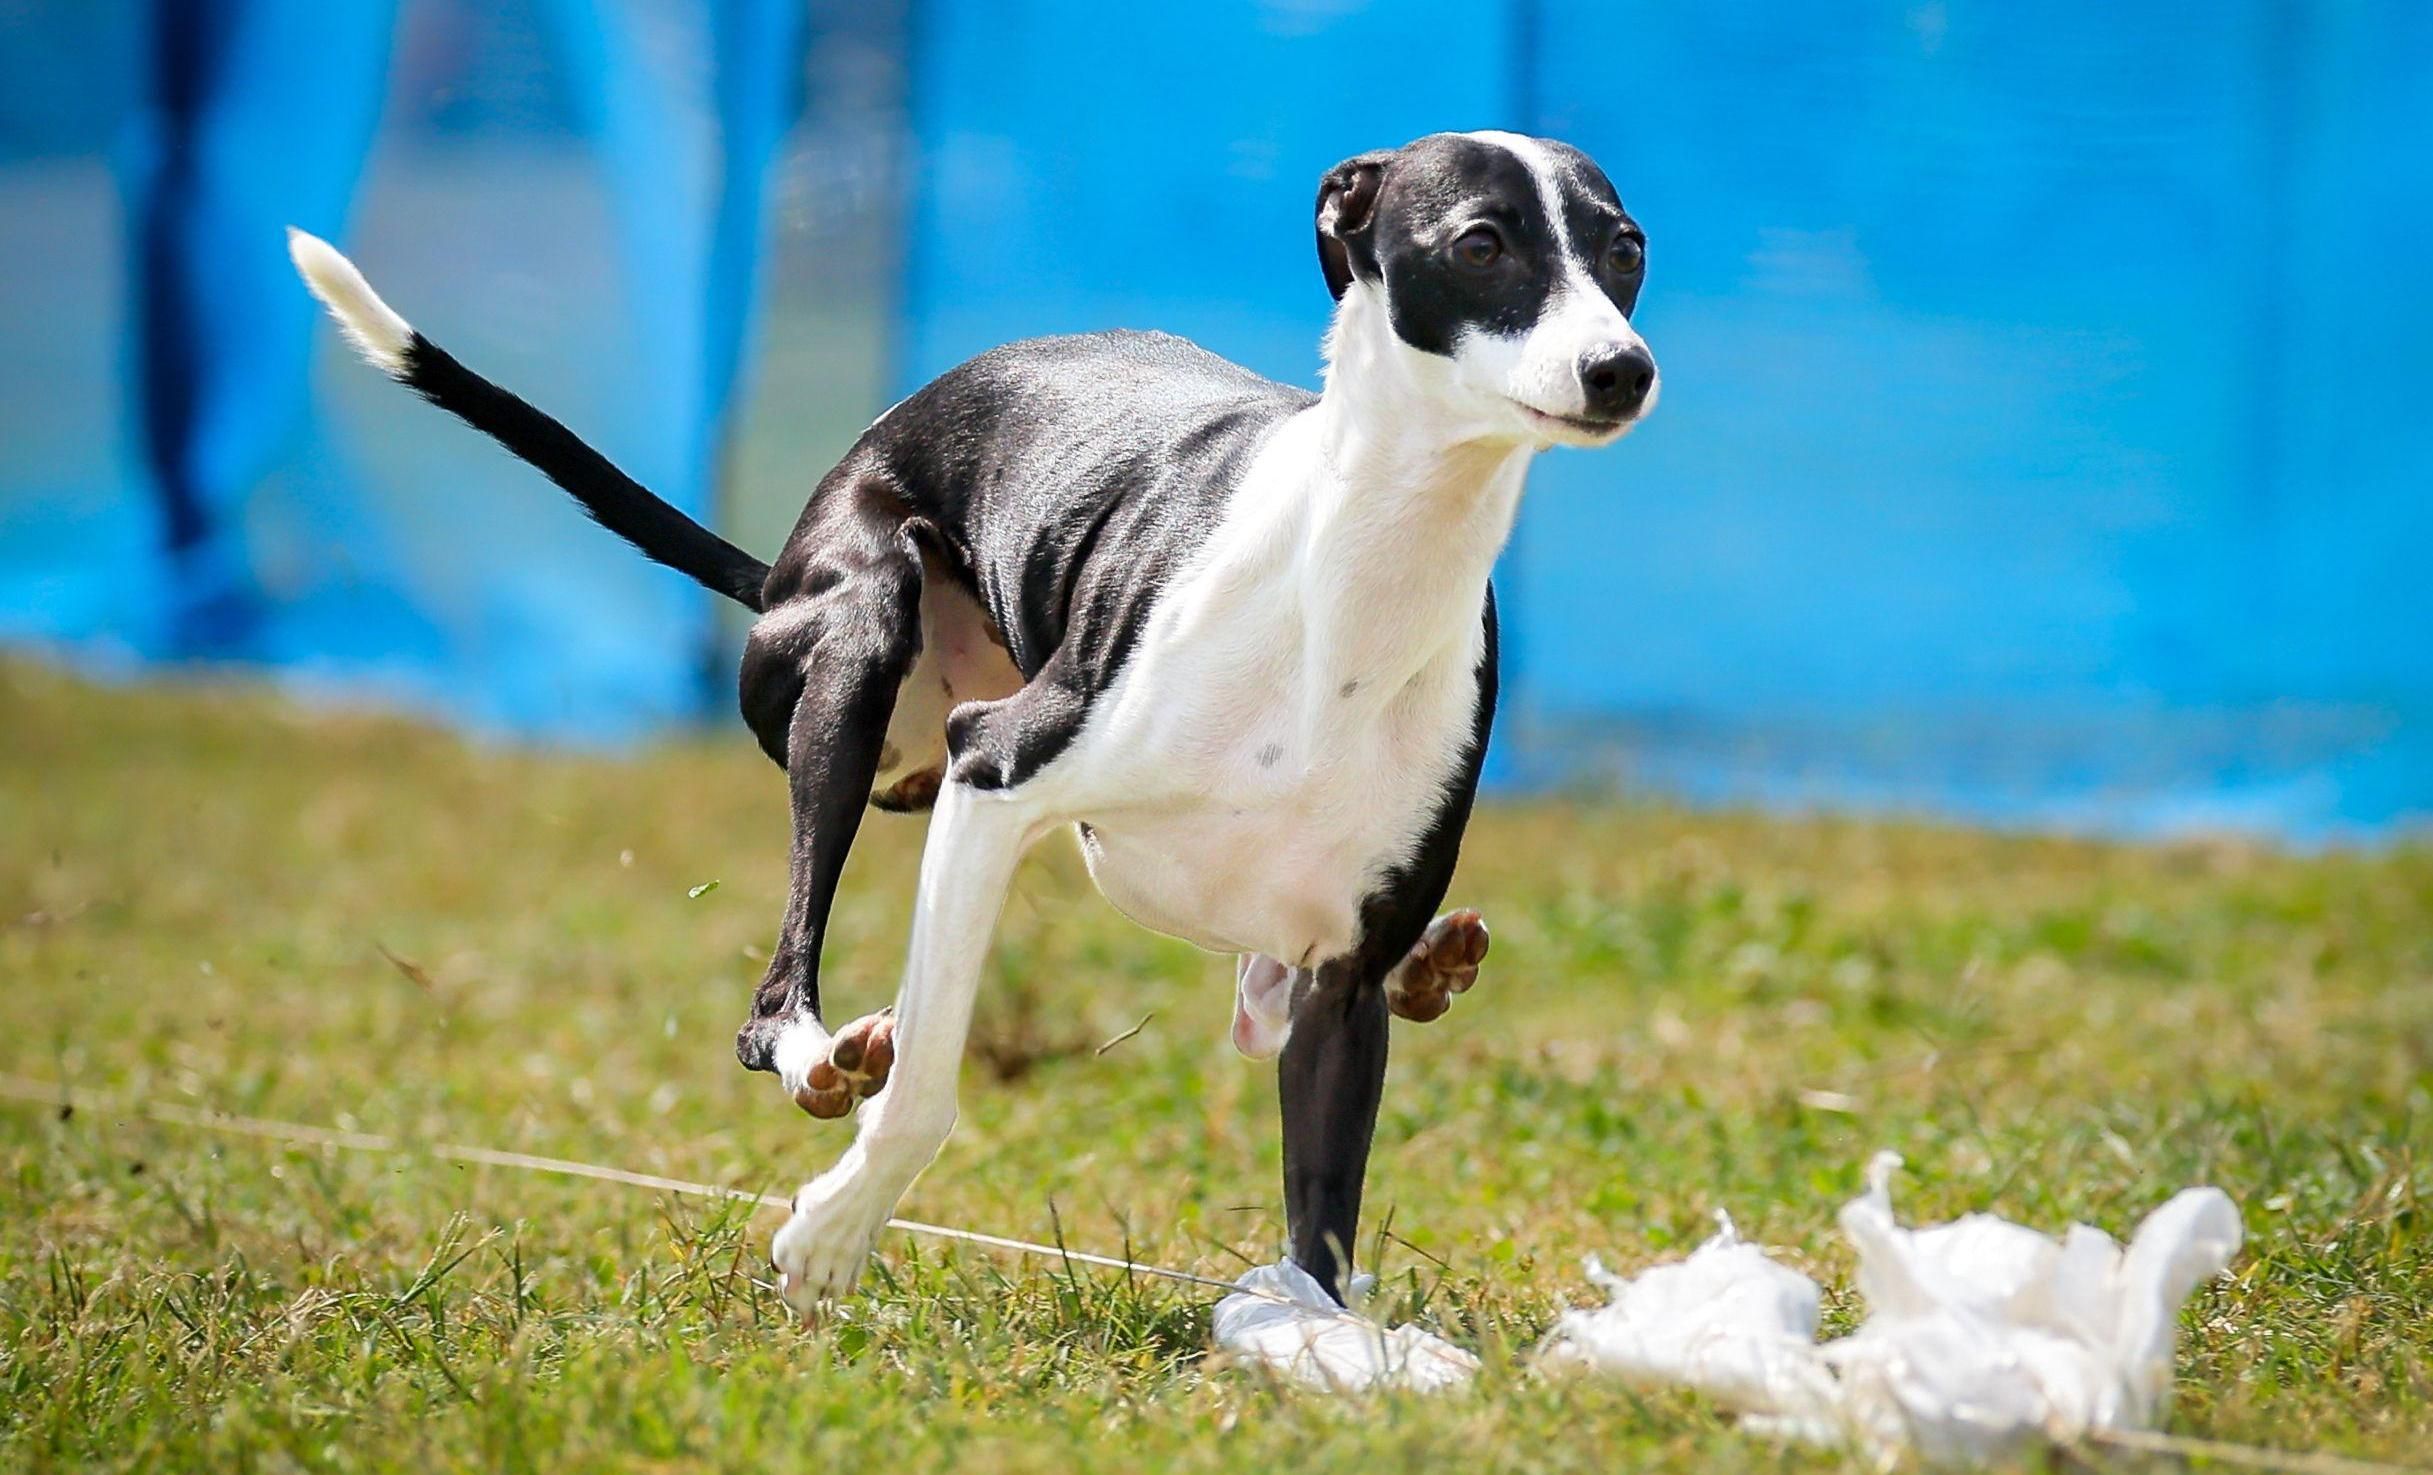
1577,344,1656,422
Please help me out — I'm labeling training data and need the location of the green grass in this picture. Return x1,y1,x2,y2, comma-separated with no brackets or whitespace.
2,660,2427,1472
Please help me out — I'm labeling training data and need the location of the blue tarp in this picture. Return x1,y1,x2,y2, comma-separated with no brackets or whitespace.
2,1,2426,838
902,1,2433,838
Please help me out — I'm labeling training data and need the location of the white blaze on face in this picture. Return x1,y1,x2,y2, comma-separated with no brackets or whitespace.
1455,131,1657,439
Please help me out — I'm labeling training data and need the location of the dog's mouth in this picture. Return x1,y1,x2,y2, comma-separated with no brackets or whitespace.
1512,401,1630,440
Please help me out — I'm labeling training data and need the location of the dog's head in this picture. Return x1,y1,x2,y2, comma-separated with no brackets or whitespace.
1317,131,1656,448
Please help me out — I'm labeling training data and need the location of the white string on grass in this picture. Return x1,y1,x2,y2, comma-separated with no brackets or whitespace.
1,1074,2421,1475
0,1074,1313,1310
2083,1427,2426,1475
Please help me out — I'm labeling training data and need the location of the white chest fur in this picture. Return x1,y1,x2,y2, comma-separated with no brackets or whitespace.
1041,375,1527,966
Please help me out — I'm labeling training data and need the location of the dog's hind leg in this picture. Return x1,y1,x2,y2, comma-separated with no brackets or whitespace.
734,477,927,1119
1277,958,1392,1300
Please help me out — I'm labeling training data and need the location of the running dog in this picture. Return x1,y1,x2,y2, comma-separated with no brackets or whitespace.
291,129,1657,1320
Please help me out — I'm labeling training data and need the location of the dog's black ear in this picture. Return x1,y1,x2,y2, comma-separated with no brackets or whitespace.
1315,152,1389,302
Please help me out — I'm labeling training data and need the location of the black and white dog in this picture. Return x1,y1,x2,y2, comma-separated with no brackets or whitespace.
292,130,1655,1319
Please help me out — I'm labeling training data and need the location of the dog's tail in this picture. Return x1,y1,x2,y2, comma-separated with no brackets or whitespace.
287,228,770,613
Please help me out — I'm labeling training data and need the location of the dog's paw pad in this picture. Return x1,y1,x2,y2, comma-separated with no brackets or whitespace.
1387,909,1488,1024
827,1009,895,1099
783,1017,890,1119
791,1063,857,1120
788,1009,895,1120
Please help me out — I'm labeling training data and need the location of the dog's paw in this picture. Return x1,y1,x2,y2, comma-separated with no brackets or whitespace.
1386,909,1488,1024
771,1169,894,1322
791,1008,895,1120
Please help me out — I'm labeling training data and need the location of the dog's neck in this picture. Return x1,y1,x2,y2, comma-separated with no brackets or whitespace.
1289,286,1536,682
1313,284,1537,535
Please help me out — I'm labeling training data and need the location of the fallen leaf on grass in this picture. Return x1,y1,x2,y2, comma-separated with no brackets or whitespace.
375,942,436,994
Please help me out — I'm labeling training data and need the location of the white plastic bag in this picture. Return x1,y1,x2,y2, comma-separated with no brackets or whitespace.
1540,1153,2244,1463
1826,1154,2245,1461
1539,1212,1844,1439
1210,1258,1480,1393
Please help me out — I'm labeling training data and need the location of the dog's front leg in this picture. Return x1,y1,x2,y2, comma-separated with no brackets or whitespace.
1277,589,1499,1303
771,777,1035,1317
1277,960,1392,1300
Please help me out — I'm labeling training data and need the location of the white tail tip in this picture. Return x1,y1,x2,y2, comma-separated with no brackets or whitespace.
287,227,414,378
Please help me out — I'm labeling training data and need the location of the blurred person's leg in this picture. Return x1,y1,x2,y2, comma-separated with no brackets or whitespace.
693,1,807,701
531,0,805,701
123,2,396,654
700,0,805,453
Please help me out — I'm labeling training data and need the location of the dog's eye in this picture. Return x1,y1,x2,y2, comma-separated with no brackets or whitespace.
1451,227,1503,269
1607,234,1645,274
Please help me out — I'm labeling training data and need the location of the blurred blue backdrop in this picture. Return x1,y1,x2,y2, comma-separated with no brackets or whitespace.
1,1,2425,841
